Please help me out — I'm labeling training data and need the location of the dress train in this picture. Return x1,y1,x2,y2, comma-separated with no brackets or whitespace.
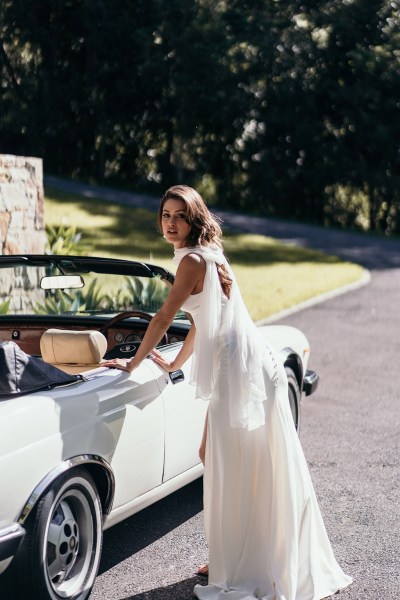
194,359,352,600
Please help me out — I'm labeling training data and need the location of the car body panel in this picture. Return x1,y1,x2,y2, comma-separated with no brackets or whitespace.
258,325,311,371
151,347,208,482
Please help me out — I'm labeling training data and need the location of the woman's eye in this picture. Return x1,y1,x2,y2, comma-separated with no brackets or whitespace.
162,213,170,219
177,214,186,219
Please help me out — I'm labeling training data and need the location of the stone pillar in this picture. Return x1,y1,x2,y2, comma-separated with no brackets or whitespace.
0,154,46,255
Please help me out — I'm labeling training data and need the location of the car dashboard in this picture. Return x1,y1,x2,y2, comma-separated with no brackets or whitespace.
0,315,188,357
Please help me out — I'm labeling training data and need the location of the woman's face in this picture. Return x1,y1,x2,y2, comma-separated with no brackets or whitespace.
161,198,191,248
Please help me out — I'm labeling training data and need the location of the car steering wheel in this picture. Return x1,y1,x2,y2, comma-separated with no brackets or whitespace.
99,310,168,345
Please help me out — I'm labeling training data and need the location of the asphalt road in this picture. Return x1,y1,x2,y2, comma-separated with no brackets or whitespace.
45,177,400,599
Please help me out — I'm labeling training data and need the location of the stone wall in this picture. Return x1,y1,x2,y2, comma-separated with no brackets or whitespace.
0,154,45,255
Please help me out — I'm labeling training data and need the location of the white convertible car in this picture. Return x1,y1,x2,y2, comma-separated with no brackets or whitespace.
0,255,318,600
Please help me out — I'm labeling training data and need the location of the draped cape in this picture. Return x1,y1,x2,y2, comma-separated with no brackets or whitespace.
173,245,277,430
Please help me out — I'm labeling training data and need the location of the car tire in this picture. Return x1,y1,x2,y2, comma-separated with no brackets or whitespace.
8,468,103,600
285,366,301,432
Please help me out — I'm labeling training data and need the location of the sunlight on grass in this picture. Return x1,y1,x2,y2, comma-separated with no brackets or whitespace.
45,187,365,321
233,262,363,321
44,188,169,259
220,233,364,320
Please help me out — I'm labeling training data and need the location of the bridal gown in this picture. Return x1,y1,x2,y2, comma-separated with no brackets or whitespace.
176,249,352,600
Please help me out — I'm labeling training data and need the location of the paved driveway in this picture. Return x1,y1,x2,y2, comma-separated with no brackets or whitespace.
45,177,400,599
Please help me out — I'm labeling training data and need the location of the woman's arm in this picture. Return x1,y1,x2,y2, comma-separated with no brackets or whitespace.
150,322,196,372
102,254,205,372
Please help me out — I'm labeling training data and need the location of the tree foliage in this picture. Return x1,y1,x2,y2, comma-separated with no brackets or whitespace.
1,0,399,233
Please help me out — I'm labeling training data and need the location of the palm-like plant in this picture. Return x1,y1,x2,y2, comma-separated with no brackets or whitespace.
124,276,168,311
33,278,117,315
45,224,90,256
33,290,80,315
0,300,10,315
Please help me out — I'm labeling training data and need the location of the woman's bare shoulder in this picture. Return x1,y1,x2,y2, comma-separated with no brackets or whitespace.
179,253,206,269
175,253,206,292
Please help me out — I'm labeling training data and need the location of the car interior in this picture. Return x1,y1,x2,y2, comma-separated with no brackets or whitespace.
0,255,189,369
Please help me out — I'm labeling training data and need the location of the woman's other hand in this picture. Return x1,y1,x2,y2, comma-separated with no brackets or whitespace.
149,348,176,372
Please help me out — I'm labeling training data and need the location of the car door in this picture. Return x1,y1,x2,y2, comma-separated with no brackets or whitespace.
92,362,165,509
147,345,208,482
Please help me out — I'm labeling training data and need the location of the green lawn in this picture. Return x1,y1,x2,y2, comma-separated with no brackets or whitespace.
44,187,365,321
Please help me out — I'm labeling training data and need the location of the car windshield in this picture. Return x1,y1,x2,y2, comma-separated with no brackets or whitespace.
0,260,186,319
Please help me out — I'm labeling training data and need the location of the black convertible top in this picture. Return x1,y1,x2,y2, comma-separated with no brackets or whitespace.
0,341,82,397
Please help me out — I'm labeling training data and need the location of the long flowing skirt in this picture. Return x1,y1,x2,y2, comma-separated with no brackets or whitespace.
194,352,352,600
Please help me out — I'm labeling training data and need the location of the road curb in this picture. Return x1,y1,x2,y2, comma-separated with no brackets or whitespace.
256,268,371,325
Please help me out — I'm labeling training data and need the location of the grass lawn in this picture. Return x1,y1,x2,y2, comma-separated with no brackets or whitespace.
44,187,365,321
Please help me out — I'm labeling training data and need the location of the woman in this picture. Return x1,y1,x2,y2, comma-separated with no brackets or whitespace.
103,185,352,600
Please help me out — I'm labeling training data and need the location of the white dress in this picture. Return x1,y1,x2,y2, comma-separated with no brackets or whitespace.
177,249,352,600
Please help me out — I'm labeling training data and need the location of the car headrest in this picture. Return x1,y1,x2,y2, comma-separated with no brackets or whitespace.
40,329,107,365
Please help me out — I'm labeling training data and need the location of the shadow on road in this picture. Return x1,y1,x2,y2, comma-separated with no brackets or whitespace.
98,478,204,575
121,576,201,600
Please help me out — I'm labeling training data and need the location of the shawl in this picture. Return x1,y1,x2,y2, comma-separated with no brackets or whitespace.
173,245,275,430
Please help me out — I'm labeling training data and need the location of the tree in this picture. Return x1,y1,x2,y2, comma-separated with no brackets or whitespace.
1,0,399,232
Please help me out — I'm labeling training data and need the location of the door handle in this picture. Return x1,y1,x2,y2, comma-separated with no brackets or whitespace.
169,370,184,384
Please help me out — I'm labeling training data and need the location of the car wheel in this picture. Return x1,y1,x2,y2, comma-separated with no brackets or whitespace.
10,468,103,600
285,366,301,432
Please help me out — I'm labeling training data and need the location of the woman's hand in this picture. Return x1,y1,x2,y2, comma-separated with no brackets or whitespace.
101,358,133,372
149,348,176,372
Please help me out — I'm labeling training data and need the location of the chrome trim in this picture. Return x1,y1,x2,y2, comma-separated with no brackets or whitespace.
18,454,115,526
169,369,184,384
303,369,319,396
0,523,25,562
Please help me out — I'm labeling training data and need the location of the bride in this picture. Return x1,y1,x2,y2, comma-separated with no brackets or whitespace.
103,185,352,600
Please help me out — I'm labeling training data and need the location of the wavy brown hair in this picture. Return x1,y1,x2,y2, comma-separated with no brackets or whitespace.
158,185,232,298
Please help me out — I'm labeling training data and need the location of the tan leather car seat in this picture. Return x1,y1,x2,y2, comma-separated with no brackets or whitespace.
40,329,107,374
